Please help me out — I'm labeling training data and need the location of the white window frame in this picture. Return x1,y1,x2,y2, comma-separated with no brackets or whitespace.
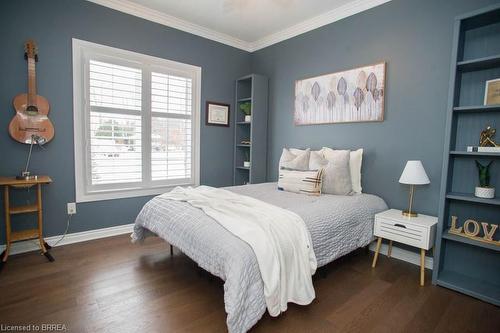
72,38,201,203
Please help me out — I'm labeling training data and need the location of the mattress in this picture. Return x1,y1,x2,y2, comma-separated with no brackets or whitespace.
132,182,388,333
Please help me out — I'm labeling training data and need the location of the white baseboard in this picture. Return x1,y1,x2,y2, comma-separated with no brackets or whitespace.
0,223,134,256
1,224,432,270
369,242,433,269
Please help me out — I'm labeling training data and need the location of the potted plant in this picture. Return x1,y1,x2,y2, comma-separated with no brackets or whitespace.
475,160,495,199
240,102,251,122
243,150,251,168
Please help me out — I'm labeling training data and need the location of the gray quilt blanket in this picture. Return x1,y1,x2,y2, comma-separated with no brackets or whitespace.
132,182,388,333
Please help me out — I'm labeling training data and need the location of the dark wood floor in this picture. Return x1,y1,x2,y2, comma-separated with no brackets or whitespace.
0,235,498,333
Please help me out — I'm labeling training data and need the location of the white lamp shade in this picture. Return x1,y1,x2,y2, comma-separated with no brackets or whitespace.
399,160,430,185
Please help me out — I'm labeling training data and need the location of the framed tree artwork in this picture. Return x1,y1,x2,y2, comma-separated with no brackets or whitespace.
206,101,230,127
294,62,386,125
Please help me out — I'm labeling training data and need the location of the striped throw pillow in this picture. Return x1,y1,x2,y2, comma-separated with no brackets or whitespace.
278,169,324,196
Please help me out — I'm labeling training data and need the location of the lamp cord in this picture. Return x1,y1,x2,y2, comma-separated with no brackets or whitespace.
29,215,72,250
49,214,72,247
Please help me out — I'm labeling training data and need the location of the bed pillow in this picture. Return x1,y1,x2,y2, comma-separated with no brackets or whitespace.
279,148,310,171
350,149,363,193
322,147,363,194
290,148,325,170
309,150,328,170
278,169,324,196
321,149,352,195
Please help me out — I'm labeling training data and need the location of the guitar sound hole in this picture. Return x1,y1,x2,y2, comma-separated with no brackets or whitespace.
26,105,39,113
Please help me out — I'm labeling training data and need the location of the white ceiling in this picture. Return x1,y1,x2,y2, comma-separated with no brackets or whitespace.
88,0,391,52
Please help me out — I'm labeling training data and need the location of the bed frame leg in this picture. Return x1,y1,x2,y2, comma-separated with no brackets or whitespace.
364,245,370,254
169,244,173,256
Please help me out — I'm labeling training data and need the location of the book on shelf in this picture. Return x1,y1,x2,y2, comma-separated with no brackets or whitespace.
467,146,500,153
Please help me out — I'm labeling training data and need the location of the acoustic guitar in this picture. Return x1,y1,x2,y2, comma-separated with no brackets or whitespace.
9,40,54,144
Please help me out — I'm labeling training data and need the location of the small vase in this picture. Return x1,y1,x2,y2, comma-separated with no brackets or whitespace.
243,161,251,168
244,115,251,122
475,187,495,199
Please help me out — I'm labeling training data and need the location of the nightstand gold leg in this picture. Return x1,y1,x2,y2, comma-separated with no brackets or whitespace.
372,237,382,268
387,240,393,258
420,249,425,286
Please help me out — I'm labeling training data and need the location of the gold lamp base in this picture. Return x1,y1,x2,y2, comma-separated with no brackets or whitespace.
402,209,418,218
402,184,418,218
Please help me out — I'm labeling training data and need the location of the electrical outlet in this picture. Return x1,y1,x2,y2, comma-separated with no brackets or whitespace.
67,202,76,215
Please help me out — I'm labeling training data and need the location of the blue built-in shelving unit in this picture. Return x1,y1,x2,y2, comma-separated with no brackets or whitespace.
433,4,500,306
233,74,268,185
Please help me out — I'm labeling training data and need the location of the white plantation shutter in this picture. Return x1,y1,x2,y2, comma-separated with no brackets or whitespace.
151,72,192,181
89,60,143,185
73,39,200,202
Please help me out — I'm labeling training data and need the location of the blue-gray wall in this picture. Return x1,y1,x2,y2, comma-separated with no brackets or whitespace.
0,0,250,240
251,0,500,216
1,0,499,243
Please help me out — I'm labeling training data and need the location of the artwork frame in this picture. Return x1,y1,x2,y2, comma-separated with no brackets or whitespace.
294,61,386,125
206,101,230,127
484,78,500,105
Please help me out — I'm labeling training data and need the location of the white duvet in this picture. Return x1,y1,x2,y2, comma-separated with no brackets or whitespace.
160,185,317,316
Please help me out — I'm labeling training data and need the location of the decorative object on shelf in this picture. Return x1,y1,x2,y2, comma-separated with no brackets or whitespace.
243,150,251,168
467,146,500,153
399,160,430,217
206,101,230,126
468,126,500,153
239,101,251,122
9,40,54,144
484,78,500,105
294,62,385,125
479,126,499,147
240,139,251,145
449,216,499,246
18,134,47,180
474,160,495,199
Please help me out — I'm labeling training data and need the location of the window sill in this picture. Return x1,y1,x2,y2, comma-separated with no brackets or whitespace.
75,183,197,203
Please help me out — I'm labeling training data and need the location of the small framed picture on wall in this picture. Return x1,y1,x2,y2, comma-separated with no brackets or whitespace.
484,78,500,105
206,101,230,127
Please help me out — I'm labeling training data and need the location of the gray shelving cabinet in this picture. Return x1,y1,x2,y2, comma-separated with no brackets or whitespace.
233,74,268,185
432,4,500,306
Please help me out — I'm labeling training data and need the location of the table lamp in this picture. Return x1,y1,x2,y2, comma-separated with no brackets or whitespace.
399,160,430,217
17,134,47,180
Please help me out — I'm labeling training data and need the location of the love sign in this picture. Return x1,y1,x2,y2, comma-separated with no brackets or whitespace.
449,216,499,246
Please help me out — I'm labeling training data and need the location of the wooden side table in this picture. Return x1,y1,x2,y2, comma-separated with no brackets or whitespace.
0,176,54,268
371,209,437,286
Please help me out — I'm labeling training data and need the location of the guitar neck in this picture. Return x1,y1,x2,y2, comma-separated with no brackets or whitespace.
27,57,37,106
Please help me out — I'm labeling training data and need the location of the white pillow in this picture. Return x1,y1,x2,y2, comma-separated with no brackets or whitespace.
279,148,310,171
309,150,328,170
278,169,324,196
322,147,363,194
321,149,352,195
290,148,325,170
289,148,306,155
350,149,363,193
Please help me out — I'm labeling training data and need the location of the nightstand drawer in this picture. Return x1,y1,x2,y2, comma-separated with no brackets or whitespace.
374,217,427,248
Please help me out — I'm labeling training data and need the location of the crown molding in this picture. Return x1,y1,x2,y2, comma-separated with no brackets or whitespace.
86,0,252,51
248,0,392,52
87,0,391,53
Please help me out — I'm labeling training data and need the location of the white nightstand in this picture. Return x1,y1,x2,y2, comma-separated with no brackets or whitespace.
371,209,438,286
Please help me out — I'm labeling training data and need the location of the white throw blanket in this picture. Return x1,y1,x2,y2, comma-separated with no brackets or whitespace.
160,186,317,316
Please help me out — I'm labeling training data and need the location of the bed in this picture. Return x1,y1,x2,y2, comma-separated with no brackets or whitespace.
132,182,388,333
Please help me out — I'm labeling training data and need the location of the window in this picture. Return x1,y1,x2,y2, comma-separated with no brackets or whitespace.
73,39,200,202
